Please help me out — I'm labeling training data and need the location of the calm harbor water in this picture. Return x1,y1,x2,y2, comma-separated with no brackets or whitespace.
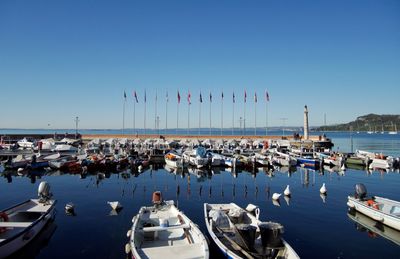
1,132,400,258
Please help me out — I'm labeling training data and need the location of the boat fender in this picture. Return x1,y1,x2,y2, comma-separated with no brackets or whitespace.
0,212,9,233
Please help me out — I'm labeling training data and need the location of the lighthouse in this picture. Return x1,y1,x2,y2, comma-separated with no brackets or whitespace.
304,105,309,140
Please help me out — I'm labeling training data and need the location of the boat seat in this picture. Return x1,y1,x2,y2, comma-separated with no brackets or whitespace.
0,222,32,228
140,243,204,259
140,224,190,232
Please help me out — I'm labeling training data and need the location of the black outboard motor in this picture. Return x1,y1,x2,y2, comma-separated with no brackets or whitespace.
355,183,367,200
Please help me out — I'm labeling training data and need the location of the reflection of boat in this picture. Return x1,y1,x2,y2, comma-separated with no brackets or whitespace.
204,203,299,259
0,182,56,258
347,184,400,231
7,220,57,259
348,210,400,246
128,192,209,259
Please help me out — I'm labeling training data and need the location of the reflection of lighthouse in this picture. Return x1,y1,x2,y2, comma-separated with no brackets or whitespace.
304,105,309,140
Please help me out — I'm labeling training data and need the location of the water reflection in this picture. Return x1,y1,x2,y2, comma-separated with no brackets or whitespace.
8,220,57,259
348,210,400,246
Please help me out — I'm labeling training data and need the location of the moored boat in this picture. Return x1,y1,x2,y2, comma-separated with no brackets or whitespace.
0,181,56,258
127,191,209,259
347,184,400,231
204,203,299,259
165,150,187,169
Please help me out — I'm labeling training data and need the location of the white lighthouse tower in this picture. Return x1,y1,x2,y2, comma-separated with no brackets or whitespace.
304,105,309,140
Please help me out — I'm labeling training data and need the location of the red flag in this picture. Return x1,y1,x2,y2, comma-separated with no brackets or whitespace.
187,91,191,105
266,90,270,102
177,91,181,104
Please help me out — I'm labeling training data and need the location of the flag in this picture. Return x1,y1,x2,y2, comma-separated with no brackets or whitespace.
221,91,224,100
200,92,203,103
144,90,147,103
254,92,257,103
209,92,212,102
134,90,138,103
244,90,247,103
177,91,181,104
233,92,235,103
166,91,169,102
265,90,270,102
124,91,127,99
188,91,191,105
155,92,158,101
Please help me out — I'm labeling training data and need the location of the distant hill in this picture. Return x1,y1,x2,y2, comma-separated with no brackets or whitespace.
315,114,400,132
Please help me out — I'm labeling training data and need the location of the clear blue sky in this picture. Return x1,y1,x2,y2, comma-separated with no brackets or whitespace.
1,0,399,129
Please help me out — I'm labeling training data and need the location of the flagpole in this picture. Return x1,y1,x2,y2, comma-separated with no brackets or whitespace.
155,90,158,133
133,100,136,135
187,102,190,136
254,93,257,136
232,94,234,135
144,90,147,136
177,91,180,135
187,91,190,136
265,101,268,136
209,93,212,136
244,91,246,136
199,93,201,136
221,93,223,136
123,94,126,136
165,92,168,135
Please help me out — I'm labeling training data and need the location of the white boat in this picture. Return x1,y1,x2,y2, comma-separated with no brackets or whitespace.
53,144,78,152
0,182,56,258
164,151,187,168
347,184,400,231
388,124,398,135
272,151,297,167
127,192,209,259
183,147,209,168
17,138,35,149
204,203,299,259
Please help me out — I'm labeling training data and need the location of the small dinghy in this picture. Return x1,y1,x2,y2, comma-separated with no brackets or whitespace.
347,183,400,231
204,203,299,259
0,181,56,258
127,191,209,259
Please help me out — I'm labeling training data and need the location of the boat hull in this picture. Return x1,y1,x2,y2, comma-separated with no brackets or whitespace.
0,200,56,258
347,196,400,231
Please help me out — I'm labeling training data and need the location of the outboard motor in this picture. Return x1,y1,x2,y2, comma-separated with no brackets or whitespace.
258,222,284,248
355,183,367,200
38,181,52,202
